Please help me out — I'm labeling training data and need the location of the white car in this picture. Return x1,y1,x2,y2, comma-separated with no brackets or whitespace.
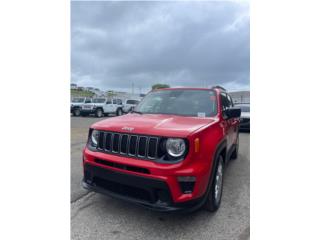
71,97,92,116
80,98,124,117
237,104,250,131
123,99,140,113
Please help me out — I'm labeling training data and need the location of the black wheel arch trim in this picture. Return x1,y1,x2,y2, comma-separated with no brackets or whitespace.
186,138,227,211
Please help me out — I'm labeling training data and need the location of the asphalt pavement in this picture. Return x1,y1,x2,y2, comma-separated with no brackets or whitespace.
71,116,250,240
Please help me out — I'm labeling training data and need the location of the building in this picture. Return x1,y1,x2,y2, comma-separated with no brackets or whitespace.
229,91,250,104
106,91,142,100
70,83,77,89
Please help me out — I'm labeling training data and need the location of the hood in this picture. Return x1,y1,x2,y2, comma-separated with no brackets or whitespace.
92,113,216,137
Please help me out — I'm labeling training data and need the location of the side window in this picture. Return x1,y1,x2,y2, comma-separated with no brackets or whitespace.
227,94,234,107
106,99,111,104
112,99,117,104
117,99,122,105
220,93,229,111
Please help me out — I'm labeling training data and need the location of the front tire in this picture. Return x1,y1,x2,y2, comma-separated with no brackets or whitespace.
116,108,123,116
204,155,224,212
95,109,103,118
73,108,81,117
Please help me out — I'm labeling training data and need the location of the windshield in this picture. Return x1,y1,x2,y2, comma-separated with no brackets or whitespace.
72,98,85,103
240,106,250,112
92,98,106,103
135,89,217,117
126,100,139,105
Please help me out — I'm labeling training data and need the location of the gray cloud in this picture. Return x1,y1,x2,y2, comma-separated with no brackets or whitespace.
71,1,249,93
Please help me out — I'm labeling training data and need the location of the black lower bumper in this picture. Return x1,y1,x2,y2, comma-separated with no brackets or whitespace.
82,163,204,212
80,109,96,114
239,119,250,131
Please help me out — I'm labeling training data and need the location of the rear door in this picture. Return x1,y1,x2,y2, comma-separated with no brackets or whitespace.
104,99,113,113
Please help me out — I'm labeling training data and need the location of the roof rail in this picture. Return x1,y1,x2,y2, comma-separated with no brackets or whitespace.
212,85,227,91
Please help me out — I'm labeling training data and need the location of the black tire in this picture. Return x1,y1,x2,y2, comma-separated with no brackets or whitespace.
116,108,123,116
204,155,224,212
231,133,239,160
73,108,81,117
95,108,103,118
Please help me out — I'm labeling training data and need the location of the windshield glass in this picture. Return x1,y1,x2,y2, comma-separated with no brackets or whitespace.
240,106,250,112
72,98,85,103
92,98,106,103
126,100,139,105
135,89,217,117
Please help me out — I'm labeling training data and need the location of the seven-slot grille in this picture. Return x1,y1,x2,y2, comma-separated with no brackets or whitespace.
97,131,159,160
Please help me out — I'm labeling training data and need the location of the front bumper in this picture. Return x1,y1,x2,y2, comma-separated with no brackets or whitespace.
239,118,250,131
82,163,205,212
80,109,96,114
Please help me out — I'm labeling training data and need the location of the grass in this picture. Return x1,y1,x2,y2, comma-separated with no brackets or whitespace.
71,89,95,97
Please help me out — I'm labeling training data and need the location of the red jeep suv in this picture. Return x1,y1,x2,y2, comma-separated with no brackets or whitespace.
82,87,241,212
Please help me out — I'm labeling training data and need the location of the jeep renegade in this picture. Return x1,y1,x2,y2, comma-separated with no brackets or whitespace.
82,87,241,212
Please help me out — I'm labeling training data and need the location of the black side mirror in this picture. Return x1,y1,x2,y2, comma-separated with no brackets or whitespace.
225,107,241,119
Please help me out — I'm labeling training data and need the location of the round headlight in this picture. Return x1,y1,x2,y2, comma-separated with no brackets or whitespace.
166,138,186,157
91,130,100,146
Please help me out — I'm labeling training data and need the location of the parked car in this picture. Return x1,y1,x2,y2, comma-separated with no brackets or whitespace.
237,104,250,132
82,87,241,212
122,99,140,113
81,98,124,117
71,97,91,116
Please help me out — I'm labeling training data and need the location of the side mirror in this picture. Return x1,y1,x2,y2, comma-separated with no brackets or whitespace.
225,107,241,119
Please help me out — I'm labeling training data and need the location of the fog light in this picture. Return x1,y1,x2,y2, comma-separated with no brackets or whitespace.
177,176,196,194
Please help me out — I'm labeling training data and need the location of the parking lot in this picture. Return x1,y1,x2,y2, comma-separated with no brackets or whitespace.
71,116,250,240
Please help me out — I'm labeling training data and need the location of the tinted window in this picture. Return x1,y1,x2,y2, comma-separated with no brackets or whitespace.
220,93,230,111
92,98,106,103
227,94,234,107
85,99,92,103
126,100,139,105
72,98,85,103
135,89,217,117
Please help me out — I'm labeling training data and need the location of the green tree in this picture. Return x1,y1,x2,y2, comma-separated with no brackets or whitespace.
152,83,170,90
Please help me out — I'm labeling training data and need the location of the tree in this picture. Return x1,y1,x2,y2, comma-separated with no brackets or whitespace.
152,84,170,90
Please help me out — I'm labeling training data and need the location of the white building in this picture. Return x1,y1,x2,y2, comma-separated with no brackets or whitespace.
229,91,250,104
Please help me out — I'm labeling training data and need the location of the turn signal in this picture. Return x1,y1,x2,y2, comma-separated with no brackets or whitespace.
194,138,200,153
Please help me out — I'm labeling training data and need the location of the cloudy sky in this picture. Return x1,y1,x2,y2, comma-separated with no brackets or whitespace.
71,1,249,93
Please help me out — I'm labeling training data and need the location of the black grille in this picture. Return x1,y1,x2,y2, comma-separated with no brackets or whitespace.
97,131,160,160
112,134,120,152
